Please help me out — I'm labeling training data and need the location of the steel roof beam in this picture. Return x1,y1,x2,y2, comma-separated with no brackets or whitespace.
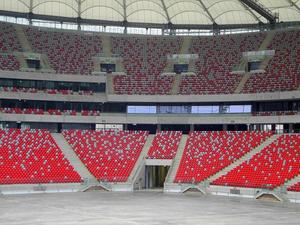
1,10,298,31
286,0,300,12
197,0,215,24
239,0,277,24
160,0,171,24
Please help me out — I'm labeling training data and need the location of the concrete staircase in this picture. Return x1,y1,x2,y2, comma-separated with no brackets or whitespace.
207,134,282,182
279,174,300,192
259,30,275,51
128,134,154,183
171,74,182,94
51,133,97,181
40,54,54,72
165,135,188,183
180,37,192,54
101,35,112,57
14,52,28,70
233,31,275,94
234,73,251,94
163,61,173,73
106,73,115,94
15,25,32,52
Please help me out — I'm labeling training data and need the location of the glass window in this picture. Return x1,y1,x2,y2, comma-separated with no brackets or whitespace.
127,106,156,114
191,106,220,114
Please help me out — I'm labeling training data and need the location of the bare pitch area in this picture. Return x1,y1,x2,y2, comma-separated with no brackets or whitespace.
0,191,299,225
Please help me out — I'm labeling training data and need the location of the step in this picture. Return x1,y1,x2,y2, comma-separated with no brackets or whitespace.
259,30,275,51
180,37,192,54
101,35,112,57
15,25,32,52
279,174,300,192
51,133,97,181
106,73,115,94
234,73,251,94
127,134,155,184
40,54,54,71
171,74,181,95
165,135,188,183
208,134,283,182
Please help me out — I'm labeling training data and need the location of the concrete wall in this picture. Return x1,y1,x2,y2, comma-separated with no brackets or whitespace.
107,90,300,103
0,112,299,125
0,70,106,83
0,91,107,102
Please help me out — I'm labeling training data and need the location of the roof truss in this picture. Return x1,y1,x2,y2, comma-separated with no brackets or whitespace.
239,0,277,24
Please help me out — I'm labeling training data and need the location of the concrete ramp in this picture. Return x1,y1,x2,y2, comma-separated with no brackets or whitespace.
15,25,32,52
51,133,97,181
165,135,188,184
208,134,282,182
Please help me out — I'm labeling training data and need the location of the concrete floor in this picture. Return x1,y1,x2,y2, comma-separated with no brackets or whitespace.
0,191,300,225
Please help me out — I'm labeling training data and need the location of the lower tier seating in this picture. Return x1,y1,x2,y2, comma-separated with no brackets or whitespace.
62,130,148,182
0,86,94,95
287,182,300,192
0,129,81,184
147,131,182,159
0,107,100,116
212,134,300,189
175,131,273,183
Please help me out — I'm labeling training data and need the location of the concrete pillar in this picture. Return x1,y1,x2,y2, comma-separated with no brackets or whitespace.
157,124,161,132
289,124,294,133
247,124,250,131
222,124,228,131
190,124,194,132
124,124,128,130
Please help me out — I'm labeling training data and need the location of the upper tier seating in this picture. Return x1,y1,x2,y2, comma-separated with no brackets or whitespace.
175,131,273,183
0,129,81,184
62,130,148,182
0,54,20,71
147,131,182,159
0,22,298,95
287,182,300,192
0,22,22,52
112,36,182,94
25,27,102,75
212,134,300,189
179,33,266,95
242,30,300,93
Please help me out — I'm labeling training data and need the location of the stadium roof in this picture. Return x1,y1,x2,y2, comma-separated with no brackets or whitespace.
0,0,300,29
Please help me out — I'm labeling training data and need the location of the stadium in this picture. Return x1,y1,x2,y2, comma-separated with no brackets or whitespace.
0,0,300,224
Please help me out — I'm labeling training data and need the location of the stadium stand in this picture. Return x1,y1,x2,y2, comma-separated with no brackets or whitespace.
174,131,273,183
212,134,300,189
252,111,298,116
0,54,20,71
62,130,148,182
0,129,81,184
0,86,94,95
0,22,22,52
288,182,300,192
112,36,182,94
242,30,300,93
25,27,102,75
179,33,266,95
147,131,182,159
0,107,100,116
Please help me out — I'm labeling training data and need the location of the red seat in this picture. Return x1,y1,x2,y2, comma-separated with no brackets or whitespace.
62,130,148,182
0,129,81,184
212,134,300,189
